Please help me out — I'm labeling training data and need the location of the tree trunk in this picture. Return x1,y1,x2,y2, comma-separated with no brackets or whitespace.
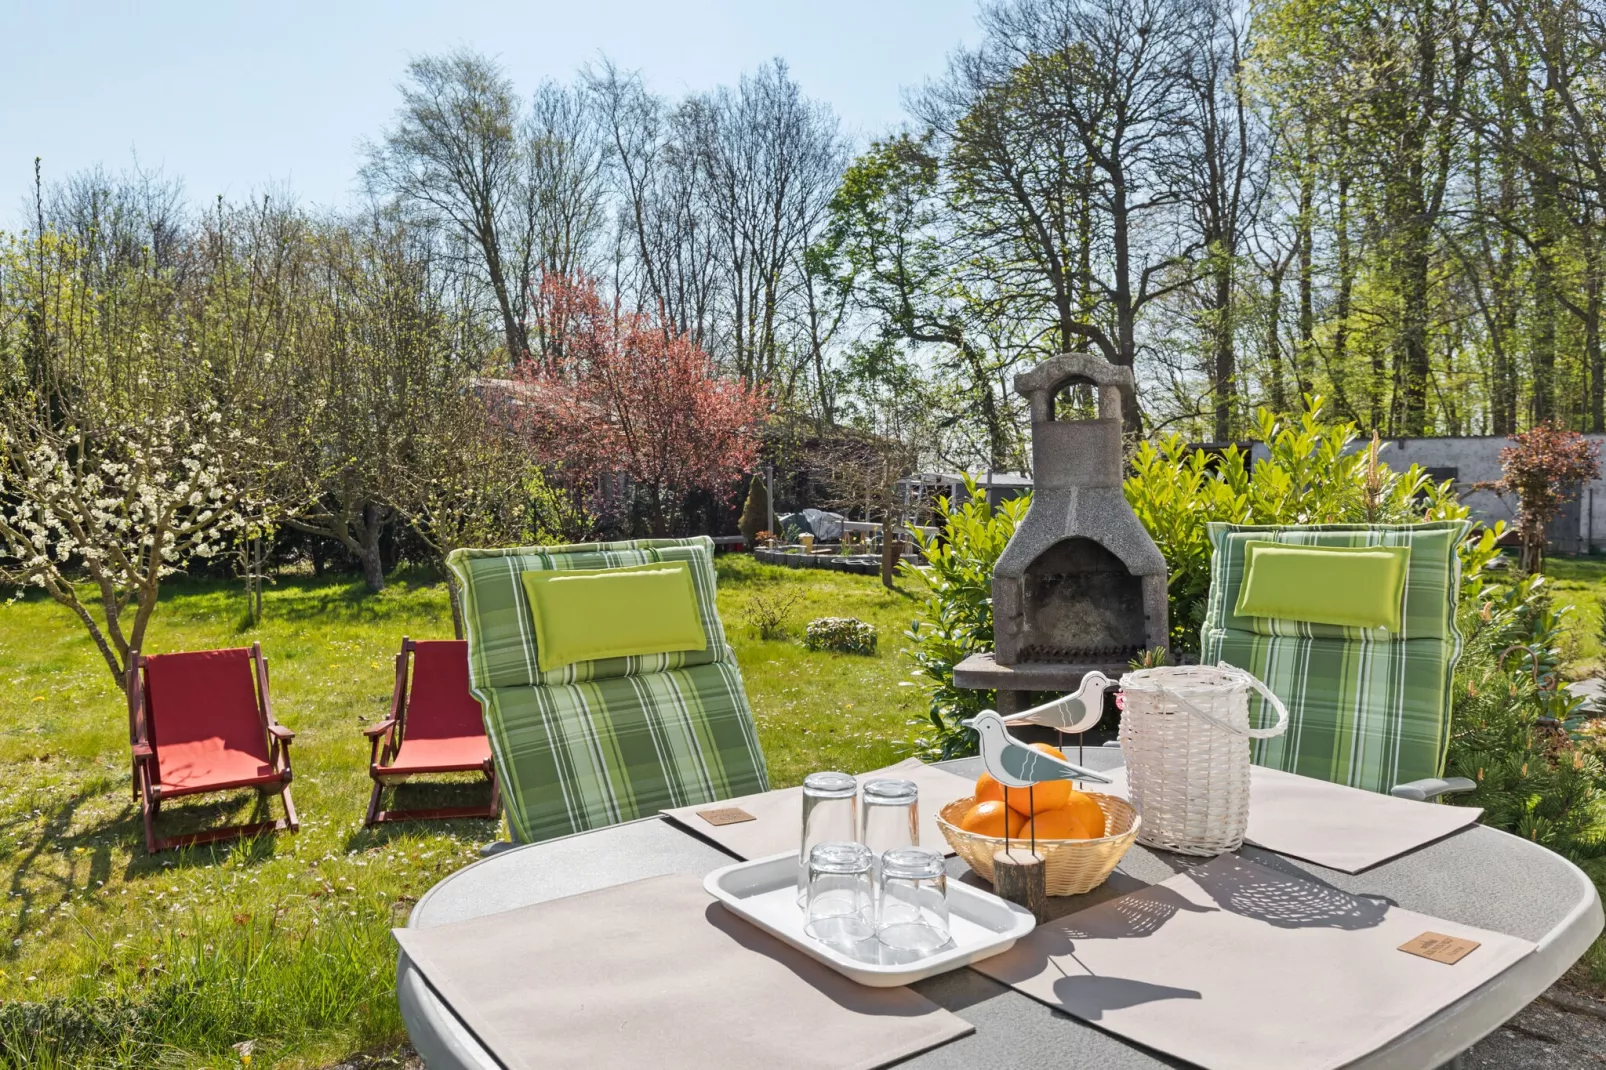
359,544,386,593
1399,235,1432,436
1531,247,1558,424
1109,169,1142,434
1211,255,1235,441
1332,173,1354,410
357,502,388,593
880,516,898,589
446,572,466,640
1296,149,1315,400
1589,259,1604,432
1266,260,1287,413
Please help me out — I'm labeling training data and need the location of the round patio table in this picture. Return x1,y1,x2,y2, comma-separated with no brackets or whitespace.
397,752,1602,1069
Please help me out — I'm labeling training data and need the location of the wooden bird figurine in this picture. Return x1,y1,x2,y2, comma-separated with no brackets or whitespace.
961,710,1112,786
998,671,1113,734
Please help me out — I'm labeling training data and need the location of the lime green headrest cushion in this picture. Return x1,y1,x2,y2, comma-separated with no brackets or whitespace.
520,560,708,673
1235,541,1410,633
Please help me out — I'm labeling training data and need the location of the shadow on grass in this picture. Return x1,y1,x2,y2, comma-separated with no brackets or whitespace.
117,790,286,878
0,773,109,946
341,779,500,852
45,566,457,636
0,769,287,949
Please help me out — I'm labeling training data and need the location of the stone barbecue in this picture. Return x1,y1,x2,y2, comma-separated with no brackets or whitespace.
953,353,1168,713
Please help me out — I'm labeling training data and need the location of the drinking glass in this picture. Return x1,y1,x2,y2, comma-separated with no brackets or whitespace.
804,841,874,946
876,847,950,954
798,771,857,904
860,777,919,883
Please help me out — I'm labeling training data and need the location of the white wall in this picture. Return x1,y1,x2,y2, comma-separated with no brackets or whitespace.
1248,434,1606,552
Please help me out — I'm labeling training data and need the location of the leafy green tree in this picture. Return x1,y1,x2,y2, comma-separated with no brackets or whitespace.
822,134,1024,467
737,474,769,546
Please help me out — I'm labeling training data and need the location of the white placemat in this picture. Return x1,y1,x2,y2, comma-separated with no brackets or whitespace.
971,855,1534,1070
1097,764,1482,873
661,759,975,859
397,873,972,1070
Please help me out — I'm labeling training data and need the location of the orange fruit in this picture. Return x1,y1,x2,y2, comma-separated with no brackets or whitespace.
982,744,1089,815
1019,807,1098,841
979,769,1062,814
1002,780,1070,816
958,800,1026,838
1060,790,1107,839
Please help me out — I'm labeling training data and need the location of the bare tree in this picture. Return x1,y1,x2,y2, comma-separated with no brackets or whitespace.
364,50,530,361
1177,0,1267,440
271,215,480,592
689,60,845,387
914,0,1201,432
45,161,189,281
587,58,843,397
525,81,608,285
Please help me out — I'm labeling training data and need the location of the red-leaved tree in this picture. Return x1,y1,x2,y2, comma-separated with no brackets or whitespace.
514,275,768,536
1479,423,1601,572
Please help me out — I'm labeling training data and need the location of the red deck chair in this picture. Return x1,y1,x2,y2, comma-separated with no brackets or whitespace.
363,637,499,826
126,642,298,854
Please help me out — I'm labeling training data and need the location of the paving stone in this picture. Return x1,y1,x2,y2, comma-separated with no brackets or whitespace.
1463,989,1606,1069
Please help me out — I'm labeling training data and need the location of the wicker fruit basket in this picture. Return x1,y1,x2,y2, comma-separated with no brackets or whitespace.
937,794,1142,896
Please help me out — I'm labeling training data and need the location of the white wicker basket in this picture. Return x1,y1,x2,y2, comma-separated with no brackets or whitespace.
1117,663,1288,857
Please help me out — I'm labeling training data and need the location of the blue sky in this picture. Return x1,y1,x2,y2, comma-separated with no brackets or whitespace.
0,1,981,221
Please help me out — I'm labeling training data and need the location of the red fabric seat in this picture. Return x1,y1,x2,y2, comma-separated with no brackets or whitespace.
381,734,491,775
155,742,277,793
364,638,500,825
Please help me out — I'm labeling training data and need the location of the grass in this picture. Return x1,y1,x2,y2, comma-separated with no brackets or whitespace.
0,556,929,1068
1546,554,1606,680
1543,555,1606,997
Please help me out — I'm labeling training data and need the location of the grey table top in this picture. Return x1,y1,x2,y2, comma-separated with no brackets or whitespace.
397,751,1603,1070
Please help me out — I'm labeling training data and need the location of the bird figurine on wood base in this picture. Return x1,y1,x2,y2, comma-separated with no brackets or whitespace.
962,711,1112,788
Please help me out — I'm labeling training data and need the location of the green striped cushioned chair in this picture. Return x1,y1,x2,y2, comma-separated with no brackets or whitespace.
447,537,769,844
1200,520,1474,798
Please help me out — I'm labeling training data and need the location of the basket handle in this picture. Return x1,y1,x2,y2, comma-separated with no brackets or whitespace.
1145,663,1289,740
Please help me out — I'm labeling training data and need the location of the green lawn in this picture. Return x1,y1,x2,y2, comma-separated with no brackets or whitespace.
0,556,927,1068
1546,554,1606,679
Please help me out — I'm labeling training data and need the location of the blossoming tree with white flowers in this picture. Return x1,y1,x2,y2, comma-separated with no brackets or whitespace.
0,200,289,694
0,395,266,690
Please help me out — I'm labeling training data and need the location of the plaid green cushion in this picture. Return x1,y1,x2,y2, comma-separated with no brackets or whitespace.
1203,522,1464,641
479,661,769,843
447,537,768,843
1201,521,1469,793
448,538,730,689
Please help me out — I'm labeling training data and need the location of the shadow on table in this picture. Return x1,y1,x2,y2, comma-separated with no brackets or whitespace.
1159,855,1392,931
1050,974,1202,1021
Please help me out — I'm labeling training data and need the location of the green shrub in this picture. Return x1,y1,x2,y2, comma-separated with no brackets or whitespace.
743,586,801,640
902,483,1030,758
1447,574,1606,879
803,616,878,655
1123,398,1479,658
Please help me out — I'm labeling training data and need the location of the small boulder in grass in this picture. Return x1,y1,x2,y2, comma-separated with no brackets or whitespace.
804,617,878,655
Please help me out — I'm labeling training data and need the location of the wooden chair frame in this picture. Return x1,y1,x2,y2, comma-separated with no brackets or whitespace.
127,641,299,854
363,637,501,826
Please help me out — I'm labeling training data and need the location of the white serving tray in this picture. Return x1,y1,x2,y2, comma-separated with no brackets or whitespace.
704,851,1036,987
